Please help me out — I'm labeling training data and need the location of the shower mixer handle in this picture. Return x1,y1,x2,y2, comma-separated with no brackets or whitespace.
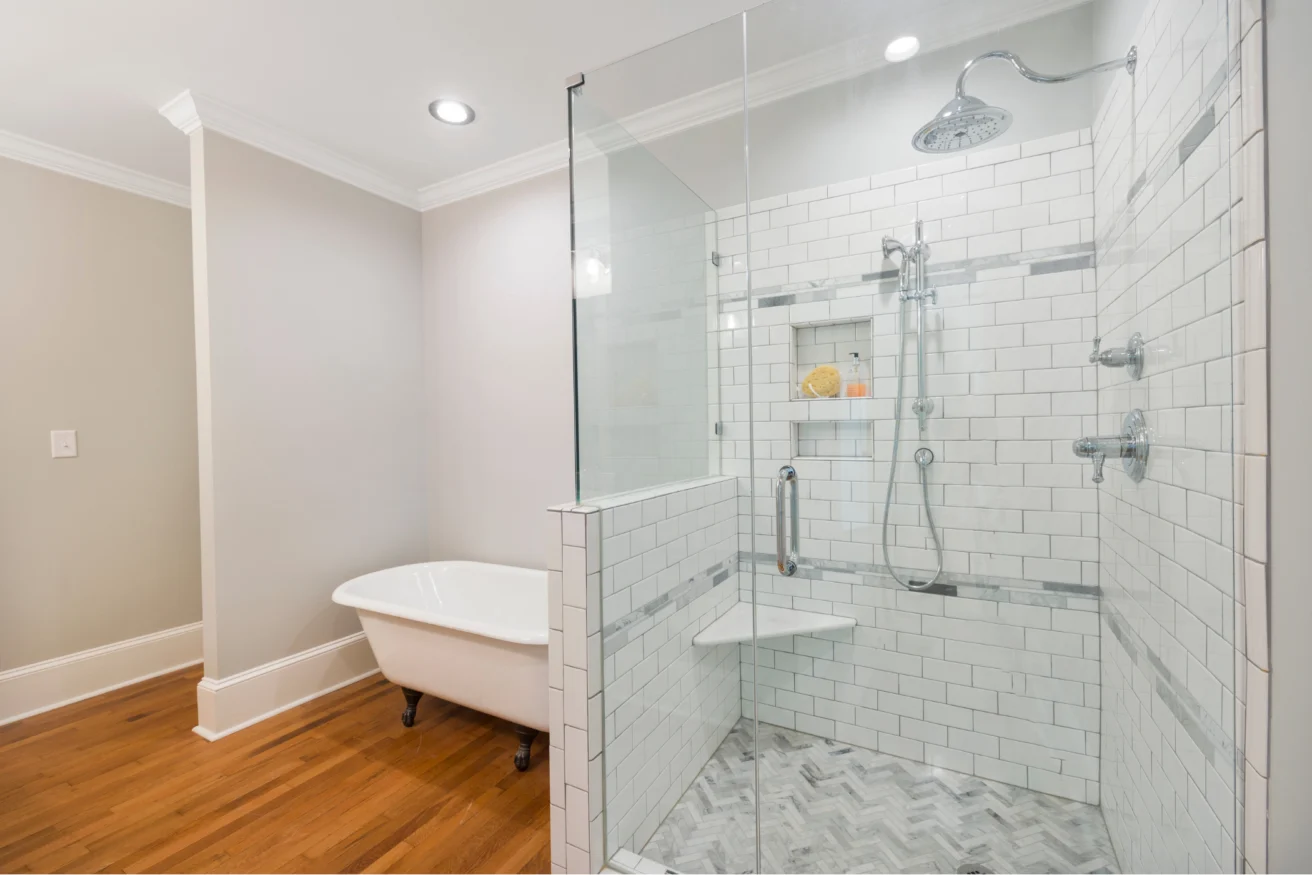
1071,439,1110,483
1072,409,1150,484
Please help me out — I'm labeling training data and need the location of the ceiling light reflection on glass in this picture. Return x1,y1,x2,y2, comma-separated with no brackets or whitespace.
884,36,920,63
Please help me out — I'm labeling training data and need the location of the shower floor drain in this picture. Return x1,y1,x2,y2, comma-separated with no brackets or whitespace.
957,865,993,874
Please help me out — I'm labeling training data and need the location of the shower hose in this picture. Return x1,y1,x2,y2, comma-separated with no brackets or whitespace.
882,292,945,591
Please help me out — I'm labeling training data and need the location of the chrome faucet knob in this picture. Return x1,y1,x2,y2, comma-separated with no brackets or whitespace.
1091,454,1105,483
1088,333,1145,379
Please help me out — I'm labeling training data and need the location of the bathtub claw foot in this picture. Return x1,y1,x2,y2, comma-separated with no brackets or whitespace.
514,726,538,771
401,688,422,727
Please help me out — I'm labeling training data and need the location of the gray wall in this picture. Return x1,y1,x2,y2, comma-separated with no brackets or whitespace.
0,156,200,669
193,132,429,678
1264,0,1312,868
420,171,575,569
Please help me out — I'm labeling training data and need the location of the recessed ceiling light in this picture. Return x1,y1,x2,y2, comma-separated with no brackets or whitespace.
885,36,920,63
429,99,475,125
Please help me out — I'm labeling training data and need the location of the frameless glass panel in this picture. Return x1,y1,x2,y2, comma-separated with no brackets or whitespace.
571,91,715,501
569,15,751,873
1091,0,1242,869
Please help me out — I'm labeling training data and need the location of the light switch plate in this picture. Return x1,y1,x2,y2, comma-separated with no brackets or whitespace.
50,430,78,458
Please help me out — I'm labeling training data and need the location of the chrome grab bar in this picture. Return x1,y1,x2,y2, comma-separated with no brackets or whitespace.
776,465,799,576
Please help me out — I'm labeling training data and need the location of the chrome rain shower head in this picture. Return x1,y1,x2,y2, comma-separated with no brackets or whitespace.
912,94,1013,153
912,46,1136,154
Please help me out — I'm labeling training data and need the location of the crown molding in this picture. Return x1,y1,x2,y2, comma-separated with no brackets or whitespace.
158,90,202,135
156,0,1086,214
160,89,420,210
416,138,569,211
0,128,190,208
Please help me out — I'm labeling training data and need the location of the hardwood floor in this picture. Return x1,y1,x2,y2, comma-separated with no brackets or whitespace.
0,667,550,873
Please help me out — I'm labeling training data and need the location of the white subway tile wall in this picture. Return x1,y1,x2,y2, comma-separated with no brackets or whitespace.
716,129,1102,592
547,505,606,874
595,477,742,858
1092,0,1263,871
708,129,1109,804
737,577,1104,804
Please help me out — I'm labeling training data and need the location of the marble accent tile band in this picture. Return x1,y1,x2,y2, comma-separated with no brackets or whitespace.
1118,54,1230,212
601,558,733,657
740,551,1100,605
1178,106,1218,167
1103,601,1237,780
719,242,1095,312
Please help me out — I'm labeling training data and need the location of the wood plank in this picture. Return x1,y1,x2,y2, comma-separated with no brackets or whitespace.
0,667,550,873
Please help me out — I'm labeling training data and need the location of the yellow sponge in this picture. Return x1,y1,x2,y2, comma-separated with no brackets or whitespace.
800,365,840,398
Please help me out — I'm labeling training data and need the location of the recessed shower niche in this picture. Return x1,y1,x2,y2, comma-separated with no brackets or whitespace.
787,317,882,458
791,318,873,401
793,420,874,459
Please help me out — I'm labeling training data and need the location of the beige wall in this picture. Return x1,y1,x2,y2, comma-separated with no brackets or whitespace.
193,132,429,678
421,171,575,569
0,156,200,670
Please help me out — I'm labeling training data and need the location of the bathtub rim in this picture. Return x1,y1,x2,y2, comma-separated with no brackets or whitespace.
332,560,548,647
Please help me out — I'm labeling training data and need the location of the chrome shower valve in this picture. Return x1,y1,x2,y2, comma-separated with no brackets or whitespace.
1089,333,1145,380
1073,409,1150,484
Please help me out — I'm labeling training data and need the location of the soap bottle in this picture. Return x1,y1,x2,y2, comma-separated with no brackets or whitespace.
844,352,869,397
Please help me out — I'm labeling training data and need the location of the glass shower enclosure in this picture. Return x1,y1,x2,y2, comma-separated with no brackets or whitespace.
569,0,1246,871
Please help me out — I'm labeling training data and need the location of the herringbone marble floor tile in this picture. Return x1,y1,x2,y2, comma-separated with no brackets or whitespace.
642,720,1117,874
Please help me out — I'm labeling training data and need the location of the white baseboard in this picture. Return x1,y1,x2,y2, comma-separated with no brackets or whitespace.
0,622,203,726
193,632,378,741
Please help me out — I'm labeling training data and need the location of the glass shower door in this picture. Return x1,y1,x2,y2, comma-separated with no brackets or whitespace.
734,0,1240,871
739,6,954,872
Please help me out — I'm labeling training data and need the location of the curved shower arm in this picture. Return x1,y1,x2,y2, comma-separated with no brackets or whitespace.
954,46,1137,98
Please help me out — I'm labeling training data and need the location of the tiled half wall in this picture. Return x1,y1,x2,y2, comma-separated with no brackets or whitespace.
546,477,741,873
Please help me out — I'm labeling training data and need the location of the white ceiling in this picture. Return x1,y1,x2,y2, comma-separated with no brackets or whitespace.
0,0,757,191
0,0,1090,205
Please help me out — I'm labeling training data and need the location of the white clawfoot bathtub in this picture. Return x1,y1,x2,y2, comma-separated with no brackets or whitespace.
332,561,549,769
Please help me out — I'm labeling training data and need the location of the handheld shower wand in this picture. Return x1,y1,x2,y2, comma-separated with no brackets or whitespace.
880,221,943,592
